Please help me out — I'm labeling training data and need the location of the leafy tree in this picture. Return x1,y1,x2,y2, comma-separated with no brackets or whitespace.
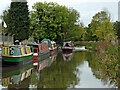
96,20,117,41
84,24,98,41
3,2,30,41
90,11,117,41
66,25,85,41
114,21,120,39
0,23,2,33
30,2,80,43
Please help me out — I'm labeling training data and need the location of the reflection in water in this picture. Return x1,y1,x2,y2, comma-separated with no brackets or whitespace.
0,51,119,88
62,52,73,61
86,51,118,88
1,52,57,89
74,61,116,88
2,64,33,88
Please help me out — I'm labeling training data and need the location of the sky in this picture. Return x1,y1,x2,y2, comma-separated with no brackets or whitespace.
0,0,119,26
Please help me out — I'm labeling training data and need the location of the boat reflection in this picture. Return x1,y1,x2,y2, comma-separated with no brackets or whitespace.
33,52,57,71
62,52,73,61
1,52,57,89
2,64,33,87
30,52,57,88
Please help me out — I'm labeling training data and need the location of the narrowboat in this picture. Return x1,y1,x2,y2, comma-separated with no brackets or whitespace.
62,41,74,52
41,39,57,52
2,45,33,66
28,42,50,60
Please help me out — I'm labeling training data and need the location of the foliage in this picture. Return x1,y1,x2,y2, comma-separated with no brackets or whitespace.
88,41,119,87
66,25,85,41
95,20,117,41
114,21,120,39
35,52,85,88
0,23,2,33
2,2,30,41
84,24,98,41
85,11,117,41
30,2,80,43
85,42,96,50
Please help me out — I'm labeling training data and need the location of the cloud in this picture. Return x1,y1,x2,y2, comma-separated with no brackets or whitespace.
0,0,118,26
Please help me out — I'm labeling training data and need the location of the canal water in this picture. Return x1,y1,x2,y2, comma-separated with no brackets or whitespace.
0,49,118,89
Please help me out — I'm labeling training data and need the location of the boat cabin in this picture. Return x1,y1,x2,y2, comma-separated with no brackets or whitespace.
2,45,32,56
41,39,57,51
28,43,49,54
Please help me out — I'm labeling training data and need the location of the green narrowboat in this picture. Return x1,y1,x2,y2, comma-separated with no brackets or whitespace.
2,45,33,65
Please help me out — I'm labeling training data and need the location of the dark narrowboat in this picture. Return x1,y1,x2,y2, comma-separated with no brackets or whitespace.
62,41,74,52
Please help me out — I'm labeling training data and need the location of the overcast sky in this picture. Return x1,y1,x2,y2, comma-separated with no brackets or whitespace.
0,0,119,26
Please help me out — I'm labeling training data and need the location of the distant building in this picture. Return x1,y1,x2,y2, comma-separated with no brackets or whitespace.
118,1,120,21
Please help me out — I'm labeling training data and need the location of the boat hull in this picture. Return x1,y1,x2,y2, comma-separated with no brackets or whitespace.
62,47,73,52
38,51,50,61
2,54,33,66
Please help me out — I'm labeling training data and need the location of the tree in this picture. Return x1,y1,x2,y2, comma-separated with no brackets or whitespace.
90,11,117,41
30,2,80,43
66,25,85,41
84,24,98,41
30,2,67,41
0,23,2,33
114,21,120,39
4,1,30,41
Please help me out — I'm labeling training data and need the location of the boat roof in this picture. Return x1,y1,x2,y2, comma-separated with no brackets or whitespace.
28,42,48,46
3,45,29,48
41,39,51,42
63,41,72,44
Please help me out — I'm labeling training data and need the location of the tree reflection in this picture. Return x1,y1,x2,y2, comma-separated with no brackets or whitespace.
36,51,85,88
86,45,119,88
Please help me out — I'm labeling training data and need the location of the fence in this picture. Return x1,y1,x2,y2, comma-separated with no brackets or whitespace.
0,33,35,45
0,34,14,46
21,38,35,45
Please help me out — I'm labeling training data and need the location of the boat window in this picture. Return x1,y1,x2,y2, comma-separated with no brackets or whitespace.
26,47,30,54
2,47,10,55
29,47,31,53
65,43,69,47
7,48,8,55
21,48,25,55
4,48,5,55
